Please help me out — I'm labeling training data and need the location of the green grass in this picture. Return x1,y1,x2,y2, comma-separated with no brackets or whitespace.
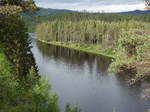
37,39,116,58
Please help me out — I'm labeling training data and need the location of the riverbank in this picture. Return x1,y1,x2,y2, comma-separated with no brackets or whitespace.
36,37,150,86
37,39,116,58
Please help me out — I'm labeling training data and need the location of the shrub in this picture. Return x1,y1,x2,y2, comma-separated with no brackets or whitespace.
118,29,149,57
136,38,150,61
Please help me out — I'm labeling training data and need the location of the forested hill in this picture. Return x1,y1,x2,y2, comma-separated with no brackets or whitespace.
24,10,150,32
21,7,150,17
21,8,73,16
123,10,150,14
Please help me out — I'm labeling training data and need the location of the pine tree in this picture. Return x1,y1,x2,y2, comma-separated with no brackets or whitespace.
0,0,38,77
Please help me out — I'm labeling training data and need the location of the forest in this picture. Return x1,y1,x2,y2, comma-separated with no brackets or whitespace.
24,11,150,32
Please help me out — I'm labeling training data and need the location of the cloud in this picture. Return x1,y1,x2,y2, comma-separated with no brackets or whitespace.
35,0,146,12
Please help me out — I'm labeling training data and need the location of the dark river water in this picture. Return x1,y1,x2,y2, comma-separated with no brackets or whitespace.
31,38,150,112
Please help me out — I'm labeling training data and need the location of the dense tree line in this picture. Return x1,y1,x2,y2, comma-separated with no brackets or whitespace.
26,12,150,22
24,11,150,32
47,12,150,22
36,20,150,48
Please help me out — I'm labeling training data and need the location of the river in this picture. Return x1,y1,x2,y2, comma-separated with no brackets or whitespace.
31,37,150,112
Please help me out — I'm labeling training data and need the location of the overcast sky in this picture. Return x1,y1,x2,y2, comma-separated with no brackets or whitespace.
35,0,146,12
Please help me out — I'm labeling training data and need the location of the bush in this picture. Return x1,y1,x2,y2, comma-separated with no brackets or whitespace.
136,39,150,61
118,29,149,56
0,47,59,112
110,29,150,84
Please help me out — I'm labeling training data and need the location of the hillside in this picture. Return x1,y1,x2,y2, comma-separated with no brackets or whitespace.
21,8,73,16
123,10,150,14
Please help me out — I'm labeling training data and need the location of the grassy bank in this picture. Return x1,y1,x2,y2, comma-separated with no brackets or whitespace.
37,38,115,58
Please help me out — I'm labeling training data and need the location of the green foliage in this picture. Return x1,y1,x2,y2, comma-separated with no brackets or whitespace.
0,1,78,112
0,15,38,77
36,20,150,49
0,52,19,112
0,49,60,112
109,51,132,72
0,45,79,112
46,12,150,22
109,28,150,85
0,0,38,78
118,29,149,56
136,38,150,61
22,0,150,35
24,12,150,32
30,78,59,112
0,0,37,12
0,5,22,16
66,104,79,112
49,92,60,112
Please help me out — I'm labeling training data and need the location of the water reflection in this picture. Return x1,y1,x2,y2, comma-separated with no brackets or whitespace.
31,39,150,112
36,41,111,78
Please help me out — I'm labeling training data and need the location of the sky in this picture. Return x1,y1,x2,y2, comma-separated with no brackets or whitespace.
35,0,146,12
